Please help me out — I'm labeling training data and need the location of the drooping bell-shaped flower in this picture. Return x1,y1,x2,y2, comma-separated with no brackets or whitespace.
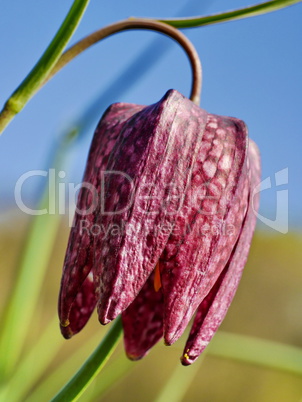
58,89,260,365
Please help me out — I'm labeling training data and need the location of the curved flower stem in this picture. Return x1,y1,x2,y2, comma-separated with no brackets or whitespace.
1,1,299,134
0,0,90,135
0,18,201,135
45,19,202,105
50,317,123,402
159,0,302,28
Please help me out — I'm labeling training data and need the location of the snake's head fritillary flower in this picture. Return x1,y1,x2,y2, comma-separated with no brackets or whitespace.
58,89,260,365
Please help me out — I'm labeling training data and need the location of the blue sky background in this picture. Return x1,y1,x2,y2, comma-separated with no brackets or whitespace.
0,0,301,230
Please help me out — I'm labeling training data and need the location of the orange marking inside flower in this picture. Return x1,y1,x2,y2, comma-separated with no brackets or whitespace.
154,261,162,292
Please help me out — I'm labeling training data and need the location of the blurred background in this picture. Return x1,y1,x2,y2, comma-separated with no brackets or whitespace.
0,1,302,401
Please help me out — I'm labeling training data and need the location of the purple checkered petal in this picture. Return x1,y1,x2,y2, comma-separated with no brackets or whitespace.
181,140,260,365
94,90,208,325
161,114,249,345
122,271,164,360
59,103,144,338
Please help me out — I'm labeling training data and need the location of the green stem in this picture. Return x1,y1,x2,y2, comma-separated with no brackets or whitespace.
50,317,123,402
0,0,90,134
78,354,133,401
1,0,300,134
159,0,302,28
47,19,201,105
26,333,131,402
0,18,201,134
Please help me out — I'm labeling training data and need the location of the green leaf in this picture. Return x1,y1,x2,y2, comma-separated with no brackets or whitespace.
0,192,61,378
0,317,61,402
160,0,302,28
0,129,77,378
208,331,302,376
154,355,204,402
27,337,132,402
0,0,90,134
50,317,123,402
